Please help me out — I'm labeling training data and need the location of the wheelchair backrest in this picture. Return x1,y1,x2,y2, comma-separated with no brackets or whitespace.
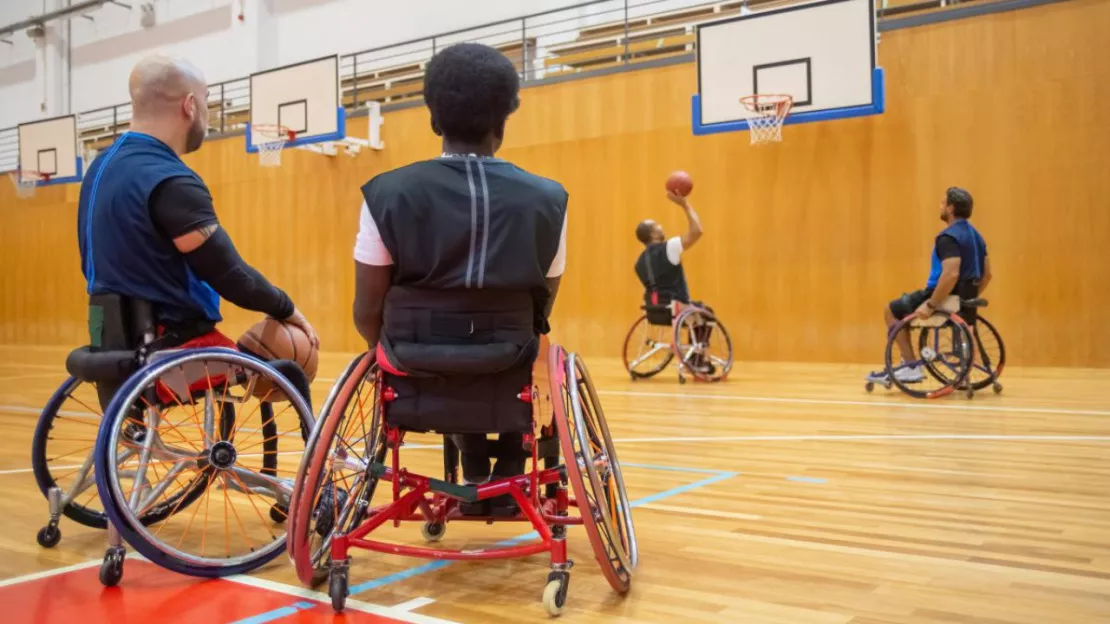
642,304,674,327
89,293,155,350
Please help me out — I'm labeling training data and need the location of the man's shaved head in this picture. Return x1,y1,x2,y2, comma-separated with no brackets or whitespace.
129,55,209,153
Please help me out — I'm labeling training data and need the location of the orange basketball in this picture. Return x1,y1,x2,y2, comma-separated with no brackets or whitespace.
238,318,318,400
665,170,693,197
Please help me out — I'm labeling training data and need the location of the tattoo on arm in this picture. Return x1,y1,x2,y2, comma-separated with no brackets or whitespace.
196,224,218,241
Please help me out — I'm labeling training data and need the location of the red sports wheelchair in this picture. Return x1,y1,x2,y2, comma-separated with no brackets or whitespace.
286,338,637,617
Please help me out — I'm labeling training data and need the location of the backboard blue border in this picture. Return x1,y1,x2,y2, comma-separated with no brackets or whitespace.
245,107,346,153
692,68,884,136
24,157,83,186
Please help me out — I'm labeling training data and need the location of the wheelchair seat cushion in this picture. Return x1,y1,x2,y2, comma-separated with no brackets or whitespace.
642,304,673,327
66,347,138,383
386,340,527,376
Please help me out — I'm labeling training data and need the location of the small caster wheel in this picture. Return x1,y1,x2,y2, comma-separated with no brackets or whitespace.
99,553,124,587
966,387,975,399
421,521,445,542
993,382,1003,394
329,569,348,612
629,375,636,381
864,382,874,393
269,503,288,523
678,376,686,385
36,524,61,548
543,571,570,617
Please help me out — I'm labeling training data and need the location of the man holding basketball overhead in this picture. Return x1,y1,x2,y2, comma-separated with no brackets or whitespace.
77,55,317,404
353,43,567,516
633,186,703,308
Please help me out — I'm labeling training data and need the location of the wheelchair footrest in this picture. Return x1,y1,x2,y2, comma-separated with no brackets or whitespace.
427,478,479,503
368,461,479,503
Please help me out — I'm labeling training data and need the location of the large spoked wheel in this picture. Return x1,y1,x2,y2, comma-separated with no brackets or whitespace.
33,377,219,531
94,348,314,578
891,315,973,399
550,347,638,593
32,377,111,529
673,306,733,382
968,316,1005,391
288,353,382,587
621,316,674,379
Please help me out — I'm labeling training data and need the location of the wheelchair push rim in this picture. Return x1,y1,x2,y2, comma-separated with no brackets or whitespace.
288,353,382,586
95,348,314,575
888,315,974,399
621,315,674,379
672,306,733,382
551,347,638,593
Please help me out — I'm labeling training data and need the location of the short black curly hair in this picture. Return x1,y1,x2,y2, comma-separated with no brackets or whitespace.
424,43,520,143
946,187,974,219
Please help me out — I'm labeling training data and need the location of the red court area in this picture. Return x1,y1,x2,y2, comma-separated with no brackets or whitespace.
0,560,407,624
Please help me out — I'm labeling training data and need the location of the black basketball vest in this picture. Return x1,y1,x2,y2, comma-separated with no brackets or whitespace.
635,242,690,305
362,157,568,340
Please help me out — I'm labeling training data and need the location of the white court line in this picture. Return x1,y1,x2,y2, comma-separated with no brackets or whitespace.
599,389,1110,417
391,597,437,612
0,559,101,588
639,503,762,521
224,573,460,624
0,372,71,382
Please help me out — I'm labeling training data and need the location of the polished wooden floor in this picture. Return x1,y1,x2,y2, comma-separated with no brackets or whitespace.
1,344,1108,623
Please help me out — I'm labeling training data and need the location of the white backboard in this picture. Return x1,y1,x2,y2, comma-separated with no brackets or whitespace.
18,115,81,184
694,0,882,134
247,55,343,152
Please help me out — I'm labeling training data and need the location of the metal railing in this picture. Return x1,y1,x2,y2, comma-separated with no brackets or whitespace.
0,0,975,172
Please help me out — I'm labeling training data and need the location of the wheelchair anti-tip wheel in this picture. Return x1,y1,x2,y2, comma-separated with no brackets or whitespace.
94,348,314,578
673,306,733,382
551,347,638,593
887,315,974,399
287,353,382,587
621,315,674,380
966,316,1005,393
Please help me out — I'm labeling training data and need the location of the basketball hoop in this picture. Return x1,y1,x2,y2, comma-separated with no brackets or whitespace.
253,124,295,167
739,94,793,145
8,170,49,199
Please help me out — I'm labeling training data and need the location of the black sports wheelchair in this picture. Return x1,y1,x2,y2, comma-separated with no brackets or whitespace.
865,295,1005,399
621,300,733,383
33,293,314,585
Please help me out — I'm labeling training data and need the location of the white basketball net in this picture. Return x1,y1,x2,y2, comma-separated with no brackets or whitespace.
254,126,292,167
9,171,43,198
740,94,793,145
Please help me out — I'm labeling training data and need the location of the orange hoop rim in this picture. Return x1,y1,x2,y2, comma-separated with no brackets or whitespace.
739,93,794,113
252,124,296,141
14,170,51,182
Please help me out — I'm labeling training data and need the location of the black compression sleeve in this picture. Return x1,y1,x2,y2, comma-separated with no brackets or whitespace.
184,228,295,319
935,234,961,261
150,177,219,239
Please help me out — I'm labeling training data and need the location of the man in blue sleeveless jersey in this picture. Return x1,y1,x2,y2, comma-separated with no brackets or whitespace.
870,187,992,384
78,55,317,363
352,44,567,516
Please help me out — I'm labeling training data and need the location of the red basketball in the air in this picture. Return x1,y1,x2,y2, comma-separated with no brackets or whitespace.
665,170,693,197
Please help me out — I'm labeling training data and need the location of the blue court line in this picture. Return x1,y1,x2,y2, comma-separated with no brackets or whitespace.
229,601,316,624
347,466,737,598
786,475,828,484
235,464,739,623
622,462,735,476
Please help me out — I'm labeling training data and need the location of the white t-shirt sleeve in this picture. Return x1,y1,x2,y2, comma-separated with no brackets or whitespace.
665,236,684,266
353,200,394,266
546,211,568,278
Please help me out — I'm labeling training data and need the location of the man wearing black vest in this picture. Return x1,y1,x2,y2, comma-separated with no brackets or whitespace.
352,43,568,516
634,192,703,307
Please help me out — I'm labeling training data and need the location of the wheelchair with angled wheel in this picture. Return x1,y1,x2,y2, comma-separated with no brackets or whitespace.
865,296,1005,399
32,294,315,586
287,334,637,617
621,300,733,383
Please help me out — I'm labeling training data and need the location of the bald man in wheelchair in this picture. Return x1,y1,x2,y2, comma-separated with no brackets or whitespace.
352,43,568,517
